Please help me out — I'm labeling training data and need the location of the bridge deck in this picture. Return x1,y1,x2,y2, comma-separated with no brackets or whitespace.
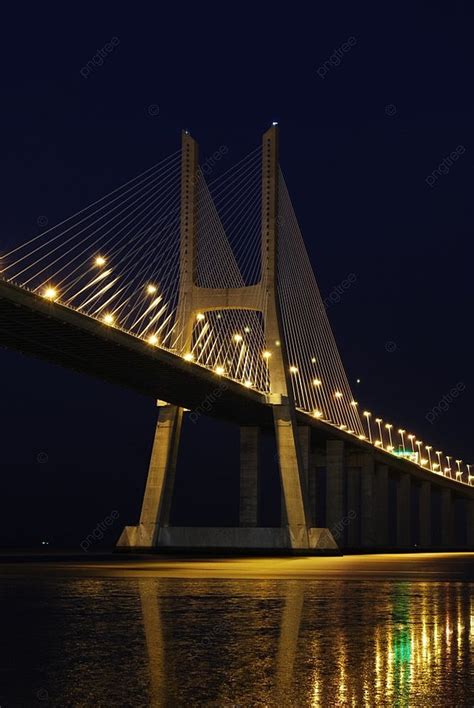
0,279,472,498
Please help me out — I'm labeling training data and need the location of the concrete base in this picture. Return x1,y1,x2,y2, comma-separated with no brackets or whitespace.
117,525,338,553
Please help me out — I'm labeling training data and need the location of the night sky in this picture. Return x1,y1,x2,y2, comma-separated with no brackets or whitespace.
1,3,472,547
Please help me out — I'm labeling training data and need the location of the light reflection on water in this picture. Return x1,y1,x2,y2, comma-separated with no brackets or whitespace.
0,562,473,706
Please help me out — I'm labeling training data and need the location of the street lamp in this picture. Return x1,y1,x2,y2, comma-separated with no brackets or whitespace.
408,434,415,453
398,429,406,451
385,423,394,449
446,456,452,478
425,445,433,470
375,418,383,447
415,440,423,463
363,411,373,443
467,464,473,485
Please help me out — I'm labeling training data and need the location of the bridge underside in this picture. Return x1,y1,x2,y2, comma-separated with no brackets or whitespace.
0,280,269,426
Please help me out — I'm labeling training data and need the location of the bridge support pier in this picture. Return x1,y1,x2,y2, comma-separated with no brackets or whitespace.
298,427,311,495
467,499,474,548
240,427,260,527
117,403,183,548
396,472,411,547
441,488,453,547
273,405,311,549
361,455,375,547
375,465,389,547
346,466,360,547
326,440,345,538
419,481,431,548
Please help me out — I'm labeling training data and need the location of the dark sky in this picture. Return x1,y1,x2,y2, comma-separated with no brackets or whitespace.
1,3,473,546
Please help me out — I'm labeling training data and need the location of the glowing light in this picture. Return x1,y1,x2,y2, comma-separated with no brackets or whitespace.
196,313,205,321
356,378,361,383
263,350,272,360
243,380,252,388
375,440,382,447
94,256,106,267
334,391,343,398
272,121,278,126
421,458,428,466
43,287,58,301
275,340,281,346
311,357,316,363
375,418,382,423
103,313,115,325
290,366,298,374
244,326,251,333
363,411,371,417
233,334,243,343
313,378,322,386
387,445,394,452
148,334,159,345
358,434,366,440
313,409,323,418
340,424,347,430
351,400,358,406
215,365,225,376
183,352,194,361
147,284,157,294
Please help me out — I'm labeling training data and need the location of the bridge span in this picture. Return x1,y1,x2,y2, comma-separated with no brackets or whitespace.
1,277,472,552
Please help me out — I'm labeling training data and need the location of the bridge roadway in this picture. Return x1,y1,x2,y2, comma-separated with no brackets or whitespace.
0,278,472,500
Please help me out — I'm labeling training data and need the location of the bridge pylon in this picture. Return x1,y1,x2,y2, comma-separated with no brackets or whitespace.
117,126,337,553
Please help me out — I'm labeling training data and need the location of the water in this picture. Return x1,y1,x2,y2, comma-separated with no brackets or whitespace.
0,554,473,706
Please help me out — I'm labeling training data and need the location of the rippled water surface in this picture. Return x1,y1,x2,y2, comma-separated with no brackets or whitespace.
0,553,473,706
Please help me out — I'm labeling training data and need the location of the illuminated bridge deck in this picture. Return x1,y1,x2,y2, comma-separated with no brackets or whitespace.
0,279,472,498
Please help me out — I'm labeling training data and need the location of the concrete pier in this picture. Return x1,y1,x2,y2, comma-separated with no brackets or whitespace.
239,427,260,527
467,499,474,547
361,455,375,547
441,488,453,547
117,404,183,548
375,464,389,547
419,481,431,548
326,440,345,535
396,472,411,547
346,466,360,547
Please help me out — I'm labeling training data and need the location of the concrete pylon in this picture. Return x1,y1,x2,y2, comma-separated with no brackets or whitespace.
117,131,197,550
118,126,330,552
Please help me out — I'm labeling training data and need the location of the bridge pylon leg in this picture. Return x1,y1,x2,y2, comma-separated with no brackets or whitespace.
117,403,183,548
273,404,311,548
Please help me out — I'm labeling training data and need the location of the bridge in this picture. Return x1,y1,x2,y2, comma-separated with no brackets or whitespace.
1,126,472,552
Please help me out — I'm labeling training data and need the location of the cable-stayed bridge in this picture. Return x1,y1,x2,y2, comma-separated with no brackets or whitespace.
1,126,472,552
